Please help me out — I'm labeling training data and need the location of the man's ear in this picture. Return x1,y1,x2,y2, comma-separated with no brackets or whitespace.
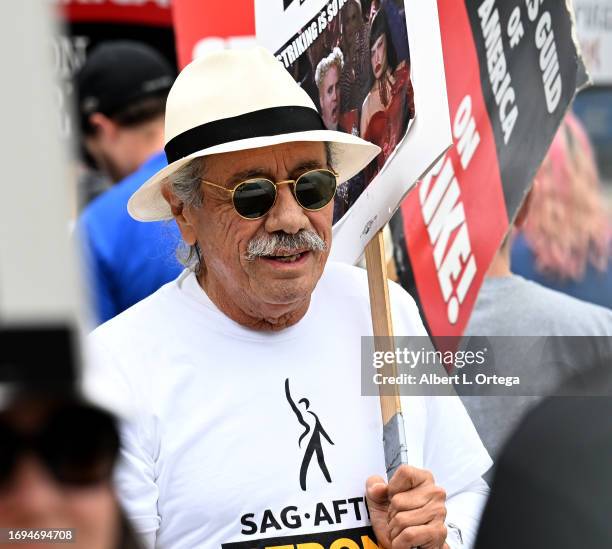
161,183,198,246
88,112,118,142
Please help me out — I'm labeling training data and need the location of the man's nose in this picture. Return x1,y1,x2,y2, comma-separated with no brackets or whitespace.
263,183,309,235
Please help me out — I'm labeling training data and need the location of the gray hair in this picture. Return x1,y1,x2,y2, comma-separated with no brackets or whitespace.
169,157,205,209
167,143,336,272
315,47,344,90
167,157,206,271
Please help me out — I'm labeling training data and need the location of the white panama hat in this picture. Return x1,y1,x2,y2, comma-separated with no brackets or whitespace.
128,46,381,221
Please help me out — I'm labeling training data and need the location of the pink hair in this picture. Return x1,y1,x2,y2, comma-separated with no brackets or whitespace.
521,112,611,281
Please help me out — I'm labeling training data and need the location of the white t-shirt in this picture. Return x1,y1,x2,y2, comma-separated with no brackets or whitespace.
86,262,491,549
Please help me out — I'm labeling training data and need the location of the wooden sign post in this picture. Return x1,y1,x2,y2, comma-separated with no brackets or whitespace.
365,229,408,480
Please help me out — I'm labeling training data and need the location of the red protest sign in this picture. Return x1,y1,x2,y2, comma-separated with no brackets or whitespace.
392,0,587,337
58,0,172,26
172,0,256,68
396,1,507,337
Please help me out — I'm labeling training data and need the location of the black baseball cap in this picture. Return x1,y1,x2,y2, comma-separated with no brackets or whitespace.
76,40,175,133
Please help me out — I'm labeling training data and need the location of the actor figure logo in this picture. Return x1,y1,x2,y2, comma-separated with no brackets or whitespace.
283,0,308,10
285,378,334,491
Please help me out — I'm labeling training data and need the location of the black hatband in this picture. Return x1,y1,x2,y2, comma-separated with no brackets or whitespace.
165,106,326,163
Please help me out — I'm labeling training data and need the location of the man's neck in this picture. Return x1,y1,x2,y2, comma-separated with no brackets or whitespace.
197,271,311,331
486,241,512,278
126,121,164,173
115,120,165,181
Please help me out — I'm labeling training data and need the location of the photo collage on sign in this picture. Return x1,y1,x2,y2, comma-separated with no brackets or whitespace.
279,0,415,223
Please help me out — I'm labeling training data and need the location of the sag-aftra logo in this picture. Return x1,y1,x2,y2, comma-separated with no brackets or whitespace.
285,379,334,491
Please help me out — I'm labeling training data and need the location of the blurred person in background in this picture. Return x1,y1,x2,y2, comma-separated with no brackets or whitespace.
461,188,612,465
0,392,141,549
512,112,612,309
76,41,181,326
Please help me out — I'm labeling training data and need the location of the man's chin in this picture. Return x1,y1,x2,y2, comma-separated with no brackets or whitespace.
246,250,328,305
257,276,316,304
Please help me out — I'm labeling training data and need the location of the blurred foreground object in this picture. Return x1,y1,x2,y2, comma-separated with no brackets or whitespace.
0,2,80,329
512,113,612,309
0,391,142,549
0,0,83,403
0,2,142,547
475,362,612,548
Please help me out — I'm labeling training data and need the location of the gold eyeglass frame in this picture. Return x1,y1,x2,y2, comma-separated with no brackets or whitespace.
200,168,339,220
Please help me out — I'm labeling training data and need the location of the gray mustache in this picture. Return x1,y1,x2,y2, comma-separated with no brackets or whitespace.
244,230,327,261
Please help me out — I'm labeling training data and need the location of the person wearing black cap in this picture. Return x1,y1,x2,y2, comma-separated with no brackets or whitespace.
76,41,182,326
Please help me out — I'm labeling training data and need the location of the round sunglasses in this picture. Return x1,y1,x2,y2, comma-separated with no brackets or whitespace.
201,168,338,220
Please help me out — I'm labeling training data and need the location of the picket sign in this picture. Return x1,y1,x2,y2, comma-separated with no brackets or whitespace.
365,230,408,481
393,0,588,338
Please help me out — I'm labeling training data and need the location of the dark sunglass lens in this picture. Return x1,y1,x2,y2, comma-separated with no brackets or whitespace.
233,180,276,219
0,423,19,487
41,406,119,486
295,170,337,211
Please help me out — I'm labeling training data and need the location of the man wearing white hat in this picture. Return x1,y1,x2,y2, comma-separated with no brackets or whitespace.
86,48,491,549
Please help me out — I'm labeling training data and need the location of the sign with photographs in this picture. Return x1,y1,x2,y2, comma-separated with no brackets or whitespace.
391,0,588,337
255,0,451,263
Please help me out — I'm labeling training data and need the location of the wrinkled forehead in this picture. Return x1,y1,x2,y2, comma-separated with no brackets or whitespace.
202,141,328,182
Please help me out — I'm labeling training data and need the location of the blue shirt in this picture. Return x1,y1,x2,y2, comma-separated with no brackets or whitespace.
511,233,612,310
79,152,182,325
